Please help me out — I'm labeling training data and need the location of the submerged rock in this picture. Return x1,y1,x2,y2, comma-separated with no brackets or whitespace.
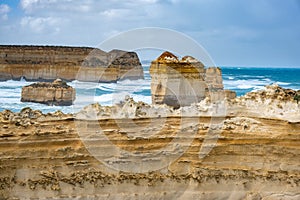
21,79,75,106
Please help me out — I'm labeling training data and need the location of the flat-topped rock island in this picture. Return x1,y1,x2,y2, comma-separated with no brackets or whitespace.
21,79,75,106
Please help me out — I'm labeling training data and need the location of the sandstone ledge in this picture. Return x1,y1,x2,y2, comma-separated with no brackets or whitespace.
0,85,299,199
0,109,299,199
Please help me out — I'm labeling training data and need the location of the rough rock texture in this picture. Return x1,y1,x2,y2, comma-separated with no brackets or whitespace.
0,45,144,82
227,84,300,122
150,51,227,108
0,85,299,199
225,89,237,100
21,79,75,106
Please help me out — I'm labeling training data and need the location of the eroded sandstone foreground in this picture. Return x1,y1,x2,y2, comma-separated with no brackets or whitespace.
0,85,300,199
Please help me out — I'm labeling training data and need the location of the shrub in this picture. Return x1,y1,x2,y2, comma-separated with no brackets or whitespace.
294,94,300,104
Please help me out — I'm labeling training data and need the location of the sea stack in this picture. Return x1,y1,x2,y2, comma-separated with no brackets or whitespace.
150,51,224,108
21,79,75,106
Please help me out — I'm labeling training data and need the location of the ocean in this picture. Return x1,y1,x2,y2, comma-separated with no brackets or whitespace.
0,65,299,113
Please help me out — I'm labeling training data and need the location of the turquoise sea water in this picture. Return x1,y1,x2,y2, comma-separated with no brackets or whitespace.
221,67,300,96
0,66,299,113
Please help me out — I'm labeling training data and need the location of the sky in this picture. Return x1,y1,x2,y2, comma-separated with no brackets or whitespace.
0,0,300,67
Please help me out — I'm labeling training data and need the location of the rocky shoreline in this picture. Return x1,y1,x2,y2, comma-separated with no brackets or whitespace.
1,49,299,199
0,84,299,199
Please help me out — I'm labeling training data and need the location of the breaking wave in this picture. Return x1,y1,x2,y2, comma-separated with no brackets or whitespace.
0,66,299,113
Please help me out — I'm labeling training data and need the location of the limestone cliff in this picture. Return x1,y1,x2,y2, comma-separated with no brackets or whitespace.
21,79,75,106
150,51,225,108
0,87,299,199
0,45,144,82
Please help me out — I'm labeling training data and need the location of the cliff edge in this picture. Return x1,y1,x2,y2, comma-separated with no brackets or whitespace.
0,45,144,82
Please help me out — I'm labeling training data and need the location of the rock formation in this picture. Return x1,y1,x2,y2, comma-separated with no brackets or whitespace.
0,45,144,82
227,84,300,122
0,86,300,199
21,79,75,106
150,51,226,108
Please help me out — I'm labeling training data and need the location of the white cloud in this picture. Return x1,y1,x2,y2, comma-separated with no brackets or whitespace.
2,0,299,66
19,0,163,14
20,0,47,12
100,9,130,19
20,0,92,13
20,16,59,33
20,0,38,9
0,4,10,20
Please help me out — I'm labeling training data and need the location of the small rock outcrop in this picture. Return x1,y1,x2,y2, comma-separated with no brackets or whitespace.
227,84,300,122
241,84,300,102
0,45,144,82
150,51,226,108
225,90,237,100
21,79,75,106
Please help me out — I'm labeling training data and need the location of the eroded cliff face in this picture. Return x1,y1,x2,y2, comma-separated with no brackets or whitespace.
0,45,144,82
150,52,225,108
0,86,299,199
21,79,75,106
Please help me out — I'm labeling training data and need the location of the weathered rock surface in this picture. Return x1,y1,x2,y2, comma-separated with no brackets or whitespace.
0,45,144,82
21,79,75,106
150,51,227,108
227,84,300,122
0,86,299,199
224,89,237,100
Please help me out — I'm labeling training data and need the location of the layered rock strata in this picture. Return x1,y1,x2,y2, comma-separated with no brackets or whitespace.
0,45,144,82
150,51,225,108
21,79,75,106
0,85,299,199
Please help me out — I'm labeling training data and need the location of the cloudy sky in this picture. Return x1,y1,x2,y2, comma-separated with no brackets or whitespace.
0,0,300,67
